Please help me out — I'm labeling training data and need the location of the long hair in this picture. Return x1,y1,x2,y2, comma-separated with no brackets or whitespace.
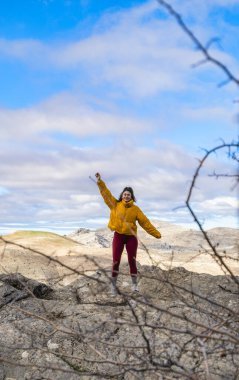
118,187,136,202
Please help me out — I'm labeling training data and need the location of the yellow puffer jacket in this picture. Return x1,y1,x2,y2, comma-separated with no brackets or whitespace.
97,179,161,238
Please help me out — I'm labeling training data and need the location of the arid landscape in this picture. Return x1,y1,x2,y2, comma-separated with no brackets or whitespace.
0,221,238,379
1,221,238,284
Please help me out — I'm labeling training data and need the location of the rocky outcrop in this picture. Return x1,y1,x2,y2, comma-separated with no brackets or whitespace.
0,266,238,379
0,273,53,309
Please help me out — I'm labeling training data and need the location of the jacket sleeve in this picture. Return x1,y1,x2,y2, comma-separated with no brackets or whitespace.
137,208,161,238
97,179,117,210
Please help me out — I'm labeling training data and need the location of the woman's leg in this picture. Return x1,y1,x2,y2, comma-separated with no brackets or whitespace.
112,232,125,277
125,235,138,276
126,235,139,291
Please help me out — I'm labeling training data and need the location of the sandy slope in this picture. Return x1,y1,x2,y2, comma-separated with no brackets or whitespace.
0,222,238,285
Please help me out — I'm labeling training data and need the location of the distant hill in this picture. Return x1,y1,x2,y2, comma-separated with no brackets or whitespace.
68,220,238,252
0,221,238,284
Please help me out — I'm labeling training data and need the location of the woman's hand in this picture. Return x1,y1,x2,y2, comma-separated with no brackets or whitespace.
95,172,101,181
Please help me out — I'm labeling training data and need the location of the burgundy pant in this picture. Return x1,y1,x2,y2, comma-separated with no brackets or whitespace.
112,232,138,277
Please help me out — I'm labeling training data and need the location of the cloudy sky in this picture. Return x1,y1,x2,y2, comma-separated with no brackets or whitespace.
0,0,238,235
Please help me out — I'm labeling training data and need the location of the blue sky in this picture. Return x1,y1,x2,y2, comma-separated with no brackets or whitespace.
0,0,238,235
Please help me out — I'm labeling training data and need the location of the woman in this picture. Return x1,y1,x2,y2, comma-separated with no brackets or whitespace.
95,173,161,295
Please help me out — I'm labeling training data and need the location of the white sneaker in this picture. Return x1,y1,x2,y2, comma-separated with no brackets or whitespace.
132,283,139,292
110,283,118,296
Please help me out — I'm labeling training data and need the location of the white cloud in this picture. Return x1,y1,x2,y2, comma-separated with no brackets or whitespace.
188,195,238,230
182,105,235,123
1,131,237,234
0,0,238,100
0,93,148,141
202,196,238,210
0,3,218,97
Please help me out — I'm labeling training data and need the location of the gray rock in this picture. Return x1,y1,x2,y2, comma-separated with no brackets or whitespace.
0,267,238,380
0,366,5,380
0,273,53,299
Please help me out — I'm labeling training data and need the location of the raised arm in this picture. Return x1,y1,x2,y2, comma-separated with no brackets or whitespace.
95,173,117,209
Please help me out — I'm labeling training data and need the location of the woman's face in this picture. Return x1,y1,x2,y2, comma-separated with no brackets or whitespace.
122,191,132,202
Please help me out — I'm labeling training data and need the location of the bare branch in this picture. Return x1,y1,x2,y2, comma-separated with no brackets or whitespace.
157,0,239,87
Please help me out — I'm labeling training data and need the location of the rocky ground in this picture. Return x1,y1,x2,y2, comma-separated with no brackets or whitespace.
0,222,238,379
0,266,238,380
